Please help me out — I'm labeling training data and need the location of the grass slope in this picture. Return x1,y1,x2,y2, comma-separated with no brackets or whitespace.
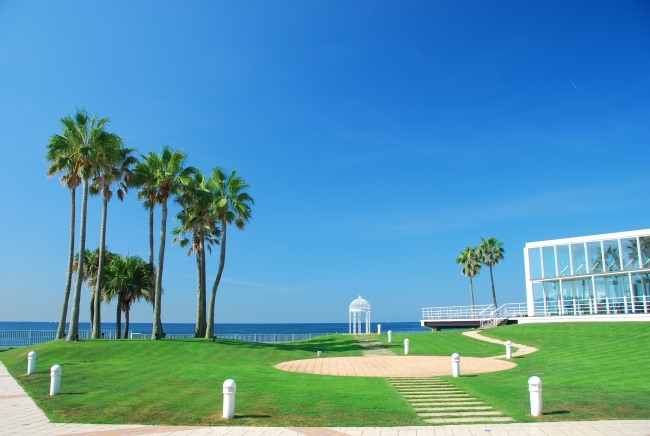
0,335,421,427
376,330,505,357
446,322,650,422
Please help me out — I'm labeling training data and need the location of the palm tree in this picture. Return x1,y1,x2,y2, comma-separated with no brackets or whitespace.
205,168,254,338
60,109,121,342
71,247,116,332
173,171,221,337
456,246,482,315
89,144,136,339
478,237,506,309
46,124,83,339
104,254,153,339
144,146,196,339
131,152,162,269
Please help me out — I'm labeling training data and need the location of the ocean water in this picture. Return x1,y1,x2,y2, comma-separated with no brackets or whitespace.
0,321,429,335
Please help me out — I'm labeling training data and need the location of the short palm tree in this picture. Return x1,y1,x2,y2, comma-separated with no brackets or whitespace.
104,254,152,339
478,237,506,309
205,168,254,338
142,146,196,339
59,109,121,342
89,144,136,338
456,246,482,315
71,247,116,332
46,124,83,339
173,170,221,337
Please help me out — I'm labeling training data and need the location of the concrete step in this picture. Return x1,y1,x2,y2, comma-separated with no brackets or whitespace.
404,394,471,398
423,417,515,424
411,401,484,407
414,406,493,411
418,411,503,417
397,389,464,393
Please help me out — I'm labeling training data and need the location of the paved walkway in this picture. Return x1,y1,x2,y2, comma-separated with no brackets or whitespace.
461,331,538,358
3,362,650,435
274,356,515,377
353,336,395,356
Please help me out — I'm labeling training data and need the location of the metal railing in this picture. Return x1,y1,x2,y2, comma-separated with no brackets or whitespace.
0,330,124,347
533,295,650,317
422,304,495,320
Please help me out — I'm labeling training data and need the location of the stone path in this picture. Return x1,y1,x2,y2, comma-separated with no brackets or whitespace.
275,356,515,377
353,335,395,356
3,362,650,435
387,377,514,424
462,331,538,358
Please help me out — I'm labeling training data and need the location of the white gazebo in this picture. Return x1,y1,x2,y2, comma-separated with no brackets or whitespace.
349,296,371,334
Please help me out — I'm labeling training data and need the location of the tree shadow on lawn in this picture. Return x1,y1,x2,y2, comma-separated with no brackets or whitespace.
171,337,362,354
544,410,570,415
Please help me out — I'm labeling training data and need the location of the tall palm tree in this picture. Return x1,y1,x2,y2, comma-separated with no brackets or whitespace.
104,254,153,339
478,237,506,309
205,168,254,338
46,124,83,339
131,152,162,269
89,145,136,339
456,246,482,315
173,171,221,337
142,146,195,339
60,109,121,342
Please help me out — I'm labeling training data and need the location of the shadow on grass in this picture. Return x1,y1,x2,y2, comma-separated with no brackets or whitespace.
170,336,362,354
235,415,272,419
544,410,570,415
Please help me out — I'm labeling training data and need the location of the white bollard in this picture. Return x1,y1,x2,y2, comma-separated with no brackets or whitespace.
50,365,62,396
451,353,460,377
377,324,381,335
528,376,543,417
505,340,512,359
317,351,322,357
404,339,410,355
387,330,392,343
222,379,236,419
27,351,36,375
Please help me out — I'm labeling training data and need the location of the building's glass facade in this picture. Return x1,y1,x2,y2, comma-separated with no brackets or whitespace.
524,230,650,316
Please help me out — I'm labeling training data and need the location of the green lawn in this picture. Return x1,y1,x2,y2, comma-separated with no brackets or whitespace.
1,323,649,426
375,330,505,357
0,335,421,427
443,322,650,422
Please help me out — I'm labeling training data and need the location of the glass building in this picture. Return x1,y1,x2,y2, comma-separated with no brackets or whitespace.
524,229,650,317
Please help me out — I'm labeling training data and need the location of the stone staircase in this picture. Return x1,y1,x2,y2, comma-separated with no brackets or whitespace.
387,377,514,424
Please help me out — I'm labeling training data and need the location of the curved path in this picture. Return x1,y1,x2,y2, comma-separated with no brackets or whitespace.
275,355,515,377
462,330,538,357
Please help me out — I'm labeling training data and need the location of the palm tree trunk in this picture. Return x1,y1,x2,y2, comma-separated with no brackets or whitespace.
90,292,95,332
200,232,207,337
116,296,122,339
148,204,155,313
56,187,76,339
206,218,227,338
67,179,89,342
194,239,203,338
469,275,475,318
489,264,498,308
149,204,154,268
124,306,130,339
92,196,109,339
152,198,168,339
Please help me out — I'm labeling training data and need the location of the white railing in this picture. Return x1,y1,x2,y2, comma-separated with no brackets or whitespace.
422,304,495,320
533,295,650,317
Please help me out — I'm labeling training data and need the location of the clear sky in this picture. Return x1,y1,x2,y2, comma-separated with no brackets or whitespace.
1,1,649,324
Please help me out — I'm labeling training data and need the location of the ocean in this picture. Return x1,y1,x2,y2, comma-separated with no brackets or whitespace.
0,321,429,335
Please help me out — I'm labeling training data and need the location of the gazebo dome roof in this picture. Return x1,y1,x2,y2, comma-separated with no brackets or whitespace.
349,296,371,311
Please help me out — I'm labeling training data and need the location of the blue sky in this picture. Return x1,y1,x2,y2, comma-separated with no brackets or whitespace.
0,1,649,324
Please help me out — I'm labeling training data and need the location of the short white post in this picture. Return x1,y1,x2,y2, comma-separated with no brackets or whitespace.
50,365,62,396
377,324,381,335
27,351,36,375
528,376,543,417
505,340,512,359
451,353,460,377
404,339,410,355
387,330,392,343
317,351,322,357
222,379,236,419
